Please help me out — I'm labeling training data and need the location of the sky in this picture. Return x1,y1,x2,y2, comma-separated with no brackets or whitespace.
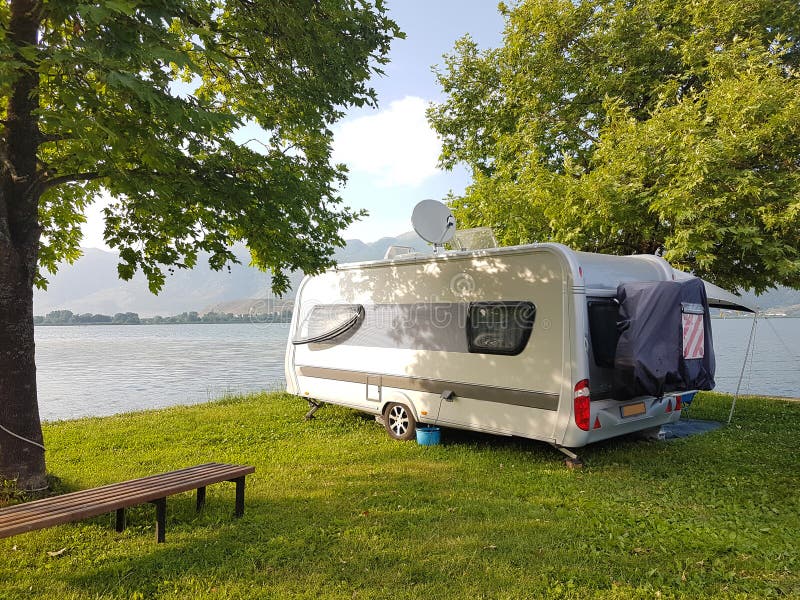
79,1,506,249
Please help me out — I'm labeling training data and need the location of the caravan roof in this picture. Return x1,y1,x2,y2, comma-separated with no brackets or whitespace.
328,242,755,313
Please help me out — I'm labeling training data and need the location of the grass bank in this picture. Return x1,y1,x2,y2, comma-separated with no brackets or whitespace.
1,392,798,599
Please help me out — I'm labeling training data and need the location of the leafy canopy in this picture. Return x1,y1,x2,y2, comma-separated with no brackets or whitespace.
428,0,800,293
0,0,401,293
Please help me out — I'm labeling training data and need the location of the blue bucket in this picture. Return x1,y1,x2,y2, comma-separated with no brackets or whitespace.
416,426,441,446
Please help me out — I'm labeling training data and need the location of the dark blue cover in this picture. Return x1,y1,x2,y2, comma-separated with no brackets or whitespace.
613,278,715,399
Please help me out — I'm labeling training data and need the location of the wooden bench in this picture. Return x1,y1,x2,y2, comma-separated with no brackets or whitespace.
0,463,255,543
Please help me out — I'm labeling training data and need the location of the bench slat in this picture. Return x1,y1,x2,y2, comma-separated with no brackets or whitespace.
0,463,254,540
0,472,250,533
0,467,254,520
0,464,250,519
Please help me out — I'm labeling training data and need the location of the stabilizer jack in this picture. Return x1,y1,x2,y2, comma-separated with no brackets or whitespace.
550,443,584,469
304,399,322,420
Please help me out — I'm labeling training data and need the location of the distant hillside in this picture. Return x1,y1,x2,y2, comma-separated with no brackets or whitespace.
34,235,799,316
34,233,429,317
761,303,800,317
739,288,800,312
204,297,295,317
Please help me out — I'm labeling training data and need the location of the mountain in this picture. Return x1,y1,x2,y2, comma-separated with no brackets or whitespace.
33,237,800,316
738,287,800,312
33,234,430,317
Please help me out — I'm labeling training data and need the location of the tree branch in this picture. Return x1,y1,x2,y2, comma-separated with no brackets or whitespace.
41,171,100,191
39,132,72,143
577,126,599,144
0,142,22,182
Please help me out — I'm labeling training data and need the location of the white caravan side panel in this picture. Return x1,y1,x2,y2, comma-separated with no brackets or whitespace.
288,246,573,442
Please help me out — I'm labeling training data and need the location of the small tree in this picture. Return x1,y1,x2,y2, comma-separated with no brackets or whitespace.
44,309,74,325
0,0,401,488
429,0,800,293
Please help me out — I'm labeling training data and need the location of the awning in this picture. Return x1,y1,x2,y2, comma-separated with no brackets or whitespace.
672,269,757,313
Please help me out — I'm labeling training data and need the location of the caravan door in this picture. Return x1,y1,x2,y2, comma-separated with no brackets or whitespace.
431,251,568,441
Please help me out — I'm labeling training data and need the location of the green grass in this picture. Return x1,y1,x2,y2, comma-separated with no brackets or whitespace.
1,392,798,599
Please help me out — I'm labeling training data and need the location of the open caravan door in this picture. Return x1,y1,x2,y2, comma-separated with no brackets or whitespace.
672,269,757,313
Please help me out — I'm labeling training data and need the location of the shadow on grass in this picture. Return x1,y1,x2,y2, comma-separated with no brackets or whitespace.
6,394,795,598
55,469,503,598
53,434,796,600
0,473,79,508
419,421,702,464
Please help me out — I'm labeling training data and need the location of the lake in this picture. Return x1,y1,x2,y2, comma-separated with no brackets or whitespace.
34,318,799,421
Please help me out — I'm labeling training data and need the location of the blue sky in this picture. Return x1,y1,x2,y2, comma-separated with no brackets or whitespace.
80,1,505,248
332,1,505,241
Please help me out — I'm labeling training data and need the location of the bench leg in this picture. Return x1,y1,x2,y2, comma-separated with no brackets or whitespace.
115,508,126,532
196,486,206,512
153,498,166,543
234,476,245,518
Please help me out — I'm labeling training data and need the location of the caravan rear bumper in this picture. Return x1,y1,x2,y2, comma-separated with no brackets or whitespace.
562,393,687,447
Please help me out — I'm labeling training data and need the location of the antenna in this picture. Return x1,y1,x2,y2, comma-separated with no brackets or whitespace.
411,199,456,254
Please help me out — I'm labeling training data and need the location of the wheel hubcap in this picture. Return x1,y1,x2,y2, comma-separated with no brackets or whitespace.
389,406,409,436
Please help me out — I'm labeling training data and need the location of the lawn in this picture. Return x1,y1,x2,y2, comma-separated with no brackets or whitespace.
1,392,797,599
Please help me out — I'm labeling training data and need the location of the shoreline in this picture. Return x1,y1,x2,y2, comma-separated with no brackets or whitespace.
34,320,292,326
32,316,800,325
39,389,800,426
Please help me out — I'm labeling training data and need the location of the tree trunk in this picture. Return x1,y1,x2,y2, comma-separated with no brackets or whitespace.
0,0,47,490
0,244,46,490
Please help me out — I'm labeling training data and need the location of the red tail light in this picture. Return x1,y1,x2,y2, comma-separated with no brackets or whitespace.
574,379,591,431
666,399,673,413
675,396,683,411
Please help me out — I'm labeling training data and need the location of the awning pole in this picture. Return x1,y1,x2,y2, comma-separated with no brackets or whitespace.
728,313,758,425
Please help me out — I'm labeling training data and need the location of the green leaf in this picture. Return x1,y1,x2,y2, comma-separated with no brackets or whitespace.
429,0,800,293
1,0,402,295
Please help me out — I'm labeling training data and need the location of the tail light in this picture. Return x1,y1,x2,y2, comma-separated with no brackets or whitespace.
675,395,683,411
574,379,591,431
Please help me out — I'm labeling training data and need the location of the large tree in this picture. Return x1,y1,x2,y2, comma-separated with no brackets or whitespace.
0,0,400,489
429,0,800,293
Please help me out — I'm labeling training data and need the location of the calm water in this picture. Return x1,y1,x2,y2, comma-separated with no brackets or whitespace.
34,319,799,421
36,323,290,421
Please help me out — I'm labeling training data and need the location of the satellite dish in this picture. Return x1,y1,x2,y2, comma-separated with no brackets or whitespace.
411,200,456,251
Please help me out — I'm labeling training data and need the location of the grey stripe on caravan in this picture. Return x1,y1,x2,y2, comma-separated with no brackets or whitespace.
296,366,559,411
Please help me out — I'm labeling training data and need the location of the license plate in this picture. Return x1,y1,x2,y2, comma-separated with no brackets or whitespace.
621,402,646,418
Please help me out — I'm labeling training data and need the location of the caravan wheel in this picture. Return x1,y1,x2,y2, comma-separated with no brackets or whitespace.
384,403,417,441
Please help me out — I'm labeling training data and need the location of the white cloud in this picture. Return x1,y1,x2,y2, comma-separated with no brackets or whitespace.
332,96,442,188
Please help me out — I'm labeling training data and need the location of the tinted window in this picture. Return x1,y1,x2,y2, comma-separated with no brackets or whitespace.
587,299,619,368
335,303,469,352
467,301,536,356
292,304,364,345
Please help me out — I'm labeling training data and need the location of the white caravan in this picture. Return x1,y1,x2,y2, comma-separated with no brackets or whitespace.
284,242,753,459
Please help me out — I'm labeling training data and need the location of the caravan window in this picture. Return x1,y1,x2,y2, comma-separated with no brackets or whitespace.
292,304,364,345
467,301,536,356
587,299,619,368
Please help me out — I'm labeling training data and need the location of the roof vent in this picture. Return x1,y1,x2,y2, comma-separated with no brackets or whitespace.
384,245,418,260
451,227,498,251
